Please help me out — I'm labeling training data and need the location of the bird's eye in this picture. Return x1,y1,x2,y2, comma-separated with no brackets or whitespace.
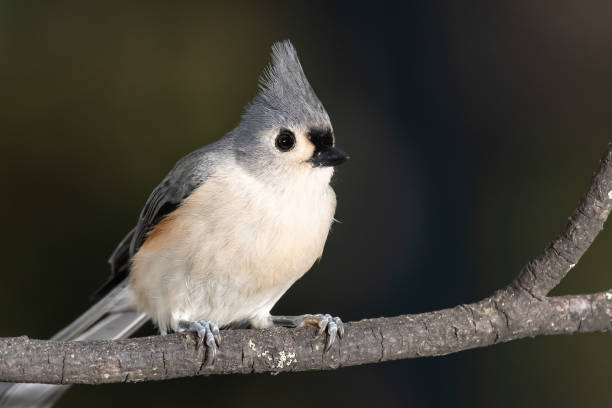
275,129,296,152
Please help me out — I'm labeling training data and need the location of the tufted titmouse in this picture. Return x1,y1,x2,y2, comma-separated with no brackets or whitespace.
0,40,348,407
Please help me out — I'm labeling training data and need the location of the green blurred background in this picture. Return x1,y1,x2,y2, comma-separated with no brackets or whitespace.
1,1,611,407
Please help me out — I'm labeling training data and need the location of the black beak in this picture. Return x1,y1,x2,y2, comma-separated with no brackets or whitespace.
309,146,350,167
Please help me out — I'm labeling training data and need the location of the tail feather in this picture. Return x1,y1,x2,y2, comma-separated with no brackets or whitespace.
0,280,148,408
53,279,134,341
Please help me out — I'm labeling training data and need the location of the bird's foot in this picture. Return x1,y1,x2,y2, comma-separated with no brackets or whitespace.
178,320,221,365
272,314,344,352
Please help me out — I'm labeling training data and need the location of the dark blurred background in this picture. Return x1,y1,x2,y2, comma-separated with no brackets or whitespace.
1,1,612,407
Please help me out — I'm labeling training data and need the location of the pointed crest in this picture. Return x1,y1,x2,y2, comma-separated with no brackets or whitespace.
243,40,330,130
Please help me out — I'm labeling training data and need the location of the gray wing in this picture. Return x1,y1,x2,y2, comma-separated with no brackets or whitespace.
129,169,203,255
96,145,220,297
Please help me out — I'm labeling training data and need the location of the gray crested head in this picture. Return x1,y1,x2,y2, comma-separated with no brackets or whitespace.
231,40,348,175
242,40,330,131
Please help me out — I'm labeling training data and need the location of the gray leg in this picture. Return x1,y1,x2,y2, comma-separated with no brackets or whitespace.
272,314,344,351
178,320,221,365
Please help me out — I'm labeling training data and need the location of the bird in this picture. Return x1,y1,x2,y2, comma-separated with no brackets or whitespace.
0,40,348,407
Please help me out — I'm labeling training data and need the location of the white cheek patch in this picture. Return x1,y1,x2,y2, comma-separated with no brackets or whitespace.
292,132,316,162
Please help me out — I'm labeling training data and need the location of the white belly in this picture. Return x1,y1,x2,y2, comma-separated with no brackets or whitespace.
129,165,336,333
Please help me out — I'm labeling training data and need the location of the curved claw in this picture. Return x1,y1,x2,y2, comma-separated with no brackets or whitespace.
334,316,345,339
316,314,331,336
326,319,338,352
211,323,222,347
179,320,221,365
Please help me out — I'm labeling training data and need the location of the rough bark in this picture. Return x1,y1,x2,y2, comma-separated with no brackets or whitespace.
1,143,611,385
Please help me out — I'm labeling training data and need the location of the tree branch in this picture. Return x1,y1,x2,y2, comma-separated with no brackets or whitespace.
514,142,612,298
1,143,612,385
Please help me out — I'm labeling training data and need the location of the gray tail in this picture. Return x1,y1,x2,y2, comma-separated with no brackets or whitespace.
0,280,148,408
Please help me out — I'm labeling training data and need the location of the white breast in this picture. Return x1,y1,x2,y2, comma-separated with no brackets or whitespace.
129,164,336,333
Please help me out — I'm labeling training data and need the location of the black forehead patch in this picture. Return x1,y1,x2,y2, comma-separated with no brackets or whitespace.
308,127,334,150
